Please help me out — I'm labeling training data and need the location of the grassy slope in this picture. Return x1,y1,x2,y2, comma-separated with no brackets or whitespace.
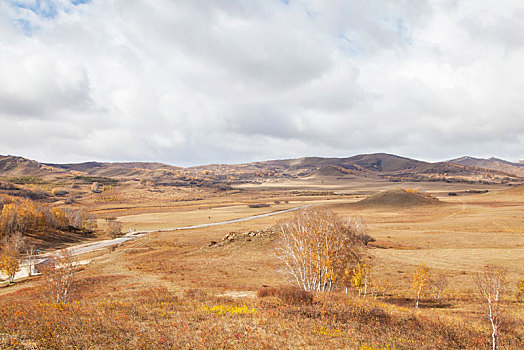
0,183,523,349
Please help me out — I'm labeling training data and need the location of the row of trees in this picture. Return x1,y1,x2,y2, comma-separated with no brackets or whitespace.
0,195,97,237
0,195,96,292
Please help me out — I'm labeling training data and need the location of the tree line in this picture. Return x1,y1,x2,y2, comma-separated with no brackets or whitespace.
0,195,97,237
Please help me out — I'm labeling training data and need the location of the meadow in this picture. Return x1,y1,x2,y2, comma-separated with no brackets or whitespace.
0,176,523,349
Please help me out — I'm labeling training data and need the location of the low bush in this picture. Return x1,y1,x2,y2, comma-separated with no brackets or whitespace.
0,286,522,349
248,203,270,208
257,286,314,305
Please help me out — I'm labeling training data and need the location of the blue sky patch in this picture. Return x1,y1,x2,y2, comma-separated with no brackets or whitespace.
8,0,58,19
7,0,91,19
6,0,91,35
72,0,91,5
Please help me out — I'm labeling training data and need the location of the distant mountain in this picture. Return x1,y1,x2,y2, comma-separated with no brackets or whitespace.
0,155,180,180
1,153,522,185
0,155,64,177
186,153,523,184
449,156,524,177
189,153,426,178
46,161,181,178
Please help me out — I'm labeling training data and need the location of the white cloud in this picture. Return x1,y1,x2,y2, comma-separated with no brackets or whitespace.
0,0,523,165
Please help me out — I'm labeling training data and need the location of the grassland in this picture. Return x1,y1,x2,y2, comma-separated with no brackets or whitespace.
0,176,523,349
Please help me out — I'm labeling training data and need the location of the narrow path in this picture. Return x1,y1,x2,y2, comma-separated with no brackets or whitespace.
5,204,314,282
66,204,313,256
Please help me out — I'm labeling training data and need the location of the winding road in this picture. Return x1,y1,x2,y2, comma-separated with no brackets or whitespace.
6,204,313,281
67,204,313,255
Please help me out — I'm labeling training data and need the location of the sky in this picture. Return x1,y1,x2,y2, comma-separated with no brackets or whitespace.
0,0,523,166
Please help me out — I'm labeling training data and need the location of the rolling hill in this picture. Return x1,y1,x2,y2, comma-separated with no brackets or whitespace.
0,155,63,177
1,153,522,186
449,156,524,177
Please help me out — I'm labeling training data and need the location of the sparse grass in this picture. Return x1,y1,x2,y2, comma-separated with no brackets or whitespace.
1,284,521,349
0,178,522,348
257,286,314,304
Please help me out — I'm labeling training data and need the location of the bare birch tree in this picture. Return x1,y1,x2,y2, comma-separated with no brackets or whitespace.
39,249,76,304
276,208,362,292
429,273,447,301
26,244,37,277
475,265,506,350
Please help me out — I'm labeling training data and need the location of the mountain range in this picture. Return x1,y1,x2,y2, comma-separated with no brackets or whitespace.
1,153,523,185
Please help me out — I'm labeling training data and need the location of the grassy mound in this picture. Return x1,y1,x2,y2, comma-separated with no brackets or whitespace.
357,189,440,207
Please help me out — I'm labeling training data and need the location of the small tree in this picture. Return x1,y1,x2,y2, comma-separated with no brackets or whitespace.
351,262,370,297
90,182,101,193
370,278,389,300
0,255,20,283
26,244,37,277
64,209,97,233
106,218,123,238
0,232,25,283
349,216,375,245
429,273,447,301
276,208,363,292
81,212,97,232
412,263,429,308
475,265,506,350
39,249,76,304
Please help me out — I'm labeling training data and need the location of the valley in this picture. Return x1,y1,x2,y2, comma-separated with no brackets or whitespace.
0,153,523,349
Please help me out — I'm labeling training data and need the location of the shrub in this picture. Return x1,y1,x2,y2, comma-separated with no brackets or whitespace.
51,189,69,197
106,219,123,238
248,203,270,208
257,286,313,305
0,181,18,190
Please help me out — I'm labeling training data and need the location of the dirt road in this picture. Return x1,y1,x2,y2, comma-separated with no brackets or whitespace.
4,205,313,282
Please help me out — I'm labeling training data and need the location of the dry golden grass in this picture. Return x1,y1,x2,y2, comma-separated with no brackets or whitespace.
1,179,523,348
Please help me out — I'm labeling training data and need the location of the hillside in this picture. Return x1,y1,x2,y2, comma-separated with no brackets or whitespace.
46,161,181,178
1,153,523,186
0,155,64,177
0,155,183,181
449,156,524,177
1,154,523,350
186,153,523,185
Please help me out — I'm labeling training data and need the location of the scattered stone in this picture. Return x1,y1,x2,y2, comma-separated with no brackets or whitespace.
205,226,278,248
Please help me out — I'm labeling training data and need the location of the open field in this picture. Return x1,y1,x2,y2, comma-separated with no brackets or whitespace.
0,174,523,349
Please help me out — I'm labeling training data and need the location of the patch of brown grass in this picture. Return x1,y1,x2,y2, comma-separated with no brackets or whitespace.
257,286,314,305
2,286,522,349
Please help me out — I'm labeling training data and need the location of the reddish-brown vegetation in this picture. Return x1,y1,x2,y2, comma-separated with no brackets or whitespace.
1,285,522,349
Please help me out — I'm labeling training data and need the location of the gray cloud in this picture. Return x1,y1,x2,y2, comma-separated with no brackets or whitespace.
0,0,523,165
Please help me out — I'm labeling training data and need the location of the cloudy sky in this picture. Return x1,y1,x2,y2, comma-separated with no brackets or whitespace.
1,0,523,166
